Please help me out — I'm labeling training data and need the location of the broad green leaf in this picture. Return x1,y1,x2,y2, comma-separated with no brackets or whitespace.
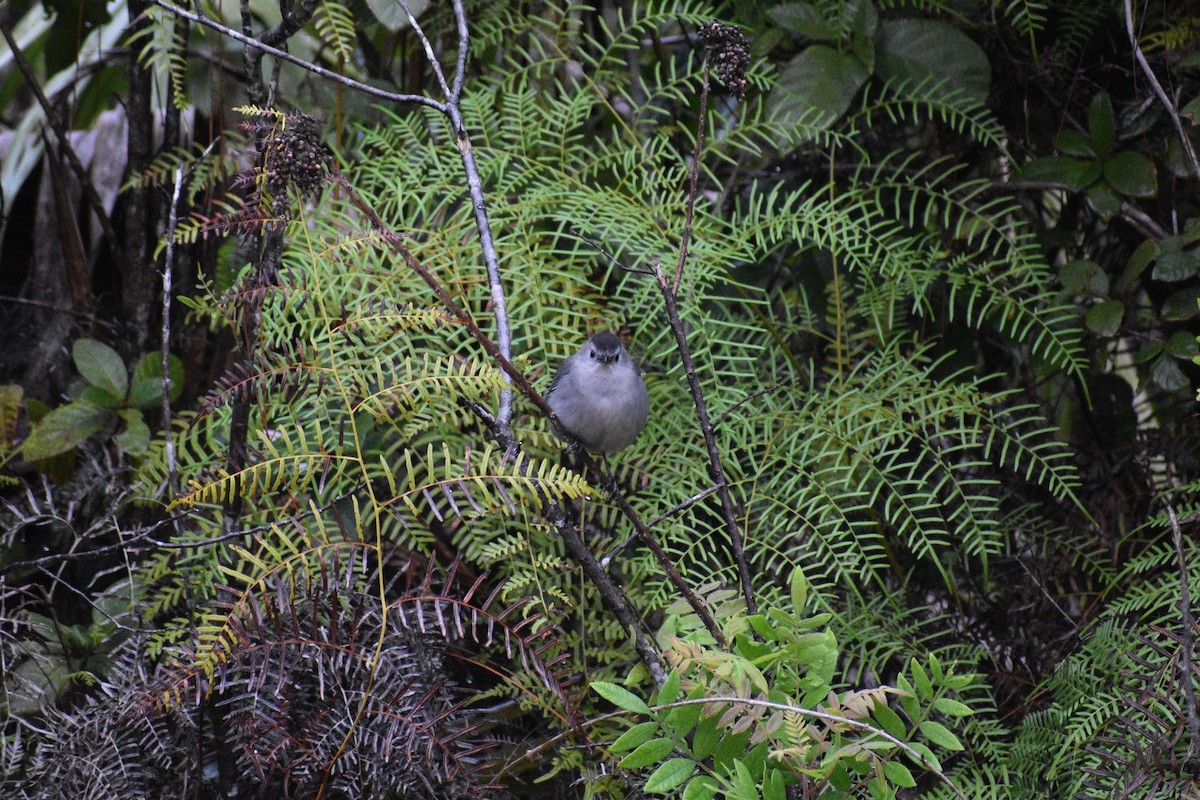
129,352,185,408
1161,287,1200,320
769,2,833,40
1060,259,1108,295
1057,130,1095,158
1150,355,1188,391
1085,300,1124,336
910,658,932,699
620,737,674,769
682,776,718,800
692,714,721,760
1117,239,1160,292
611,721,658,753
655,669,681,706
932,697,974,717
643,757,695,794
73,339,127,399
872,701,907,738
1151,240,1200,282
875,19,991,102
20,403,113,460
1088,93,1115,156
79,384,122,409
1018,156,1101,191
769,46,870,128
1086,183,1123,220
764,767,786,800
789,566,809,612
592,681,650,714
1165,331,1199,359
919,720,964,751
883,760,917,787
116,408,150,454
1104,151,1157,198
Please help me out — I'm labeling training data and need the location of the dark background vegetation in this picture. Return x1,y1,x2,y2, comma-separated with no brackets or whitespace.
0,0,1198,797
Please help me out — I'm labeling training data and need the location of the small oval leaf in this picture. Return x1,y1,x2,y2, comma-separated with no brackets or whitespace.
73,339,127,399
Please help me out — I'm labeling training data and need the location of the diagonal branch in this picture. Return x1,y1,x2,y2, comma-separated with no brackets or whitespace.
1123,0,1200,181
335,172,726,656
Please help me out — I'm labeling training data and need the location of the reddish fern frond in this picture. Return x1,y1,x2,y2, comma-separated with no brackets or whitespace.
196,349,323,419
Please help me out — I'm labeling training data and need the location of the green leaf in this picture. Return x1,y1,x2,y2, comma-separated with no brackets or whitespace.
683,776,719,800
1057,130,1096,158
1136,341,1164,364
116,408,150,454
655,669,680,706
692,714,721,760
1150,355,1188,392
769,46,870,128
763,767,786,800
644,757,695,794
1060,259,1109,295
129,352,184,408
932,697,974,717
919,720,964,751
620,737,674,769
1117,239,1160,292
1104,151,1157,198
1161,287,1200,320
592,681,650,714
872,701,907,738
1085,300,1124,336
73,339,127,399
1088,93,1115,156
1018,156,1101,192
1086,183,1123,220
611,721,659,753
20,403,113,460
1165,331,1199,359
789,566,809,612
78,384,123,410
883,760,917,787
910,658,933,699
1151,241,1200,282
769,2,834,40
875,19,991,102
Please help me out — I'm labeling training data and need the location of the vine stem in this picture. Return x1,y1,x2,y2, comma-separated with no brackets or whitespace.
660,63,758,617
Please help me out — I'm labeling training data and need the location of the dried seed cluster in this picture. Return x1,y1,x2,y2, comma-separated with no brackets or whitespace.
263,113,332,197
698,20,750,100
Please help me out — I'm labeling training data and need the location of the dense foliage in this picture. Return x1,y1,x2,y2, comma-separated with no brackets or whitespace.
1,0,1198,797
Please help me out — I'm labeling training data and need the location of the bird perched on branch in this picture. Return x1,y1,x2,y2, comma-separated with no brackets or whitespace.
546,332,649,454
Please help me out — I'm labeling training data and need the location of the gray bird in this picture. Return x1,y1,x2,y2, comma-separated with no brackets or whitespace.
546,332,649,454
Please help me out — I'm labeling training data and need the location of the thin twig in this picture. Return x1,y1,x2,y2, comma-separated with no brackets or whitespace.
600,484,721,569
672,65,709,295
1166,505,1200,763
399,0,515,428
147,0,446,111
653,258,756,616
162,166,184,498
1123,0,1200,181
